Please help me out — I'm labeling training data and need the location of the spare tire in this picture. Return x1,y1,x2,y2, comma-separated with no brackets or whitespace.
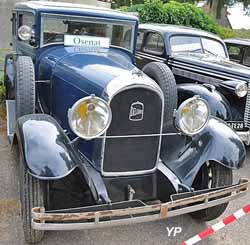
15,56,35,119
143,62,177,132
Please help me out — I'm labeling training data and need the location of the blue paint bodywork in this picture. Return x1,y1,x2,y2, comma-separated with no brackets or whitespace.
6,2,246,205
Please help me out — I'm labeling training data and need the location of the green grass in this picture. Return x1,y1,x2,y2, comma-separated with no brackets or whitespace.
0,48,9,104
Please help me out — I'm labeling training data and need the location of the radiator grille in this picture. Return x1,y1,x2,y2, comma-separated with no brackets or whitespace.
244,84,250,128
102,87,163,175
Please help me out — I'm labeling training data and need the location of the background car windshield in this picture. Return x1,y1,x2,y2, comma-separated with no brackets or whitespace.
170,35,226,58
41,15,134,51
201,38,226,58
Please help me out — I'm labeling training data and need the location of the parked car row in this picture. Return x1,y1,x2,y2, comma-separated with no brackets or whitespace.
3,1,250,244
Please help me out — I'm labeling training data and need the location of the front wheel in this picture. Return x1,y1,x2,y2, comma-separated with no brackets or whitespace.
190,161,232,221
19,151,45,243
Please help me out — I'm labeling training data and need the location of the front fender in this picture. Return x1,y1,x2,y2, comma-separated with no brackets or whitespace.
177,83,232,121
162,117,245,187
14,114,77,179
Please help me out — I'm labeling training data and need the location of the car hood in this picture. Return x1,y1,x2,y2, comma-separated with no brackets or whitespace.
38,46,136,96
170,53,250,81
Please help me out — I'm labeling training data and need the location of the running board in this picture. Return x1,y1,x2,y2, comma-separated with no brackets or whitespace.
6,100,15,143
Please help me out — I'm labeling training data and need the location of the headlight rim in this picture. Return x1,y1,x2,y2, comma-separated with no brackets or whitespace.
68,95,112,140
235,82,248,98
175,96,210,136
17,25,32,41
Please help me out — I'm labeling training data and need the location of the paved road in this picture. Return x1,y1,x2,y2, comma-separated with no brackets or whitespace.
0,110,250,245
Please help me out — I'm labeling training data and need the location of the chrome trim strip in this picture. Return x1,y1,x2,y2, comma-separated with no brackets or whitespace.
136,51,166,62
170,60,247,82
158,161,181,192
101,70,164,177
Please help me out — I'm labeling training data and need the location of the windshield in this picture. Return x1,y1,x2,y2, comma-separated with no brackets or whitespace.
170,35,227,58
41,14,135,51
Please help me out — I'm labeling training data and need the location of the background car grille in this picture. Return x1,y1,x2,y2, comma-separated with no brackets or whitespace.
244,84,250,128
102,87,163,174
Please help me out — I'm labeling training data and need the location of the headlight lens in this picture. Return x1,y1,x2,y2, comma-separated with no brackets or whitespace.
18,25,32,41
235,82,248,98
175,97,210,135
68,96,112,140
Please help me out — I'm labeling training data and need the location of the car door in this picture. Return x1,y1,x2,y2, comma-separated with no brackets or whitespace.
226,43,244,64
135,31,166,69
242,47,250,68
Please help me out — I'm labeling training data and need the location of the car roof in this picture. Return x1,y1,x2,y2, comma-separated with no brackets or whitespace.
15,1,138,22
139,24,223,41
224,38,250,46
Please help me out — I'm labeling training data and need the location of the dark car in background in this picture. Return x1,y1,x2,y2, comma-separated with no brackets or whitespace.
225,38,250,67
136,24,250,144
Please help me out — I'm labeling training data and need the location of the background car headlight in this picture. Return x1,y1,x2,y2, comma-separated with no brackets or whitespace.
175,97,210,135
68,96,112,140
235,82,248,98
18,25,32,41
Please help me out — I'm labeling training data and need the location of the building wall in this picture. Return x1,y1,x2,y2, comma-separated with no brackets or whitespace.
0,0,111,49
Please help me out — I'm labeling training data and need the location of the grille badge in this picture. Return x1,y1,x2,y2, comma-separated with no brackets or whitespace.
129,101,144,121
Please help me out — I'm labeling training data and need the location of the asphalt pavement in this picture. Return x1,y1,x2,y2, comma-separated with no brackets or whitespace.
0,110,250,245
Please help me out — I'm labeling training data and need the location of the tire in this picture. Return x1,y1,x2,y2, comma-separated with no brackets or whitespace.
142,62,177,131
15,56,35,119
190,161,233,221
19,151,45,243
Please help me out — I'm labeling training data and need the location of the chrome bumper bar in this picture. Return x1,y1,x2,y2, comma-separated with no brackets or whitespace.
32,178,249,231
237,131,250,145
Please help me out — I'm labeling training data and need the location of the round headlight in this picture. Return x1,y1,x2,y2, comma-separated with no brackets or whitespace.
68,96,112,140
18,25,32,41
235,82,248,98
175,97,210,135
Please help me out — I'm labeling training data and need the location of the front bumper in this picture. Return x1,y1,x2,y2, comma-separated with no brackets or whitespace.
237,130,250,145
32,178,249,231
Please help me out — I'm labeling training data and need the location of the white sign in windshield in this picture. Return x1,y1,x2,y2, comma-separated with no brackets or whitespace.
64,35,110,48
171,43,201,52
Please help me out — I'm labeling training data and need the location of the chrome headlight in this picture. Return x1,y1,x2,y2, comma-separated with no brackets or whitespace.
235,82,248,98
68,95,112,140
175,96,210,135
18,25,32,41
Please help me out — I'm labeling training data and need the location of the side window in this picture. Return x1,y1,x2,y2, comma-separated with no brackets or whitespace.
243,47,250,66
11,13,17,36
143,32,164,55
136,31,144,51
18,12,34,44
227,45,242,63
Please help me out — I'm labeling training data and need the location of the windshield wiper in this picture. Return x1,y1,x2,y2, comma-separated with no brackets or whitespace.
203,48,217,57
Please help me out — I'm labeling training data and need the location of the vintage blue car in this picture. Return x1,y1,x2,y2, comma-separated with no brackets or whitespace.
3,1,249,244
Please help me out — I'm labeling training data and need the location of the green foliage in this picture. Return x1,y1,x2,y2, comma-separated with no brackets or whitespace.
234,29,250,39
124,0,238,39
127,1,218,33
215,25,236,39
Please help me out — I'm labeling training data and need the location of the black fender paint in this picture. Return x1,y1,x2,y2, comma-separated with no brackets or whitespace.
14,114,111,203
161,117,246,187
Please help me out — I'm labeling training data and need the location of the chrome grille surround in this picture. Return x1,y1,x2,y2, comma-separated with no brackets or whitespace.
101,69,164,176
244,84,250,128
